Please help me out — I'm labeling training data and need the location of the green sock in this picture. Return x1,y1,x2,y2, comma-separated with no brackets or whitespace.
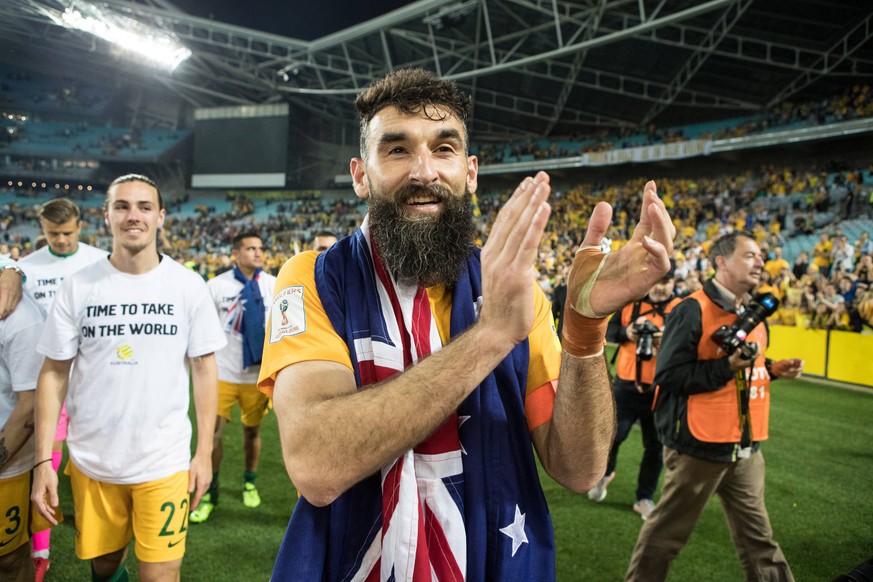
92,563,129,582
243,470,257,484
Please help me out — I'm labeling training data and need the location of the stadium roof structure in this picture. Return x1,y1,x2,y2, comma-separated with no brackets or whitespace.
1,0,872,143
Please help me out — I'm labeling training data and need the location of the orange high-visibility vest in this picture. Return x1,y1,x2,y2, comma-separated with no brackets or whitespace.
615,298,681,385
686,289,771,443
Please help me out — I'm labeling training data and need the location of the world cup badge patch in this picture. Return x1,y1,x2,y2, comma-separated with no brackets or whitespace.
270,286,305,343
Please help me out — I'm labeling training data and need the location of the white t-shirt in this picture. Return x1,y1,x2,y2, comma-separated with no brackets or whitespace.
0,296,45,479
18,243,108,312
207,268,277,384
37,256,226,484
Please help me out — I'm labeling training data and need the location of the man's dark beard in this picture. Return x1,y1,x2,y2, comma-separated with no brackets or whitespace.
367,183,476,288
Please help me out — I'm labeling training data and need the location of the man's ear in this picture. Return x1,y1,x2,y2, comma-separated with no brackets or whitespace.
351,157,369,200
466,154,479,195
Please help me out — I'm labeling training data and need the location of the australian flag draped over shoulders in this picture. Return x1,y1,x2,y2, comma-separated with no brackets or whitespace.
270,219,555,582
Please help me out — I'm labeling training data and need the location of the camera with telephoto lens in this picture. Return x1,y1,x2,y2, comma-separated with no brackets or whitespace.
712,292,779,360
634,320,661,361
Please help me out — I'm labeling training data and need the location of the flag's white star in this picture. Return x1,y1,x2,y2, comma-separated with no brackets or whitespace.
499,505,528,557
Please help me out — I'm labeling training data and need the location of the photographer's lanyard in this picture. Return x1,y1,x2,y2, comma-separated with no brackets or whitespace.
635,355,645,391
732,302,753,459
632,302,646,391
735,368,753,457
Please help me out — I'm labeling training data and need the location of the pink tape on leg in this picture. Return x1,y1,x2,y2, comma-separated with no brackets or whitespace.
31,528,50,553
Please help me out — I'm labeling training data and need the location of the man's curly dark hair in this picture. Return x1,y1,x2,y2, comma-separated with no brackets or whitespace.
354,67,472,158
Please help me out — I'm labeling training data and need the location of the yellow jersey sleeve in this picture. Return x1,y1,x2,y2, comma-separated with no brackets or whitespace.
430,278,562,432
257,251,352,397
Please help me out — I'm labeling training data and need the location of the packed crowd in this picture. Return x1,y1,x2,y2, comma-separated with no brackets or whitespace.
538,224,873,334
488,171,873,333
2,164,872,332
473,83,872,164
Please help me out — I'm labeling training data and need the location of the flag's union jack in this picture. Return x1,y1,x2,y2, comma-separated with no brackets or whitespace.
343,236,466,581
269,218,555,582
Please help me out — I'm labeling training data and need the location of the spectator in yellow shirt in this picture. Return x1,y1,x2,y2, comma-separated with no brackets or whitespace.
756,270,782,304
772,293,801,327
813,232,833,276
764,246,790,279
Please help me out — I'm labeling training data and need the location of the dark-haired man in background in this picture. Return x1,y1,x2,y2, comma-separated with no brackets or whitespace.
191,232,276,524
311,230,338,252
626,230,803,582
19,198,107,312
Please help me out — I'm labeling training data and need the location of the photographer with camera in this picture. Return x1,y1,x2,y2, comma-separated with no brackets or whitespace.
626,231,803,582
586,267,680,521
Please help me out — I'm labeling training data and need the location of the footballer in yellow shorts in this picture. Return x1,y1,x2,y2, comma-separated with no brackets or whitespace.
68,463,190,563
189,380,270,524
217,380,269,427
0,472,61,575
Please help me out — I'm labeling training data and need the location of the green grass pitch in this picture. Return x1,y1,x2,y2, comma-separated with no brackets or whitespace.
42,375,872,581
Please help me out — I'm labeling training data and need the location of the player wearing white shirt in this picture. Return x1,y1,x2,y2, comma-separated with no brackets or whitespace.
31,174,224,582
190,233,276,524
0,296,57,581
17,198,107,580
19,242,107,309
18,198,107,313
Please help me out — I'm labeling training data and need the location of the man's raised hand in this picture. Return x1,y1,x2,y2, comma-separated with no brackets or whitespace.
479,172,551,348
579,180,674,318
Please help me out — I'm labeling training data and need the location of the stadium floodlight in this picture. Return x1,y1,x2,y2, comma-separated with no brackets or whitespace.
55,1,191,71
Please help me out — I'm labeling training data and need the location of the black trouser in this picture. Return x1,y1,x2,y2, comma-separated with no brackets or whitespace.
605,378,663,501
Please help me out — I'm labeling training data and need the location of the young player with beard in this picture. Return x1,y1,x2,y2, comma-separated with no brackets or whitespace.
258,68,676,581
30,175,225,582
17,198,107,580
